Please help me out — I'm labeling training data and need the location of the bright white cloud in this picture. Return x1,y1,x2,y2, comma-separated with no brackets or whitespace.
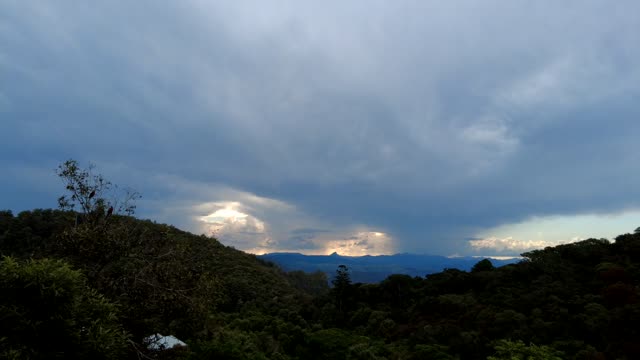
200,203,263,234
196,202,274,251
469,236,557,252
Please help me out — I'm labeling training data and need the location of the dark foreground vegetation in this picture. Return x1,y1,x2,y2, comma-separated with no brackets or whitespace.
2,161,640,359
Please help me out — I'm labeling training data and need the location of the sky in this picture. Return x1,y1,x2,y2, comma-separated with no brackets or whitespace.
2,1,640,257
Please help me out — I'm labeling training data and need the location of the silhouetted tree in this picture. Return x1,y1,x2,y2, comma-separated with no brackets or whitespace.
56,159,140,227
471,258,495,272
332,265,352,315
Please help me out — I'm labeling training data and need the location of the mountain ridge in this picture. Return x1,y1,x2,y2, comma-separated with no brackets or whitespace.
260,251,519,283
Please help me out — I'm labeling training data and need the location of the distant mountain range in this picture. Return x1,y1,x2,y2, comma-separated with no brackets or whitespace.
259,252,520,283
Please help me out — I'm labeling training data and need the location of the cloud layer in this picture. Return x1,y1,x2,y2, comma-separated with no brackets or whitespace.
3,1,640,255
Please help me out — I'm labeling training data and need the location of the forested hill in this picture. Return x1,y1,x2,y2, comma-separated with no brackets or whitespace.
260,252,518,283
0,209,327,358
3,208,640,359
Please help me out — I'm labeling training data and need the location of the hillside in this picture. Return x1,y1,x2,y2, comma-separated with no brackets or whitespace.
3,207,640,359
0,209,323,358
260,252,518,283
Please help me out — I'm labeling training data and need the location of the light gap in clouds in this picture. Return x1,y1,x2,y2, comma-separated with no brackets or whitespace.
190,188,396,256
470,210,640,254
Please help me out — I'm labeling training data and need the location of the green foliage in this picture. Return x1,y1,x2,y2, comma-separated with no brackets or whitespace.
6,203,640,359
284,270,329,296
190,327,270,360
306,328,374,360
487,339,564,360
0,209,69,258
6,159,640,359
0,257,128,359
412,344,457,360
2,160,318,358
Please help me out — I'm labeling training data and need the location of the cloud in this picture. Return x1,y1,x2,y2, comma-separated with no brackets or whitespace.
306,231,395,256
468,235,591,254
130,173,394,255
469,237,556,253
200,203,265,235
467,211,640,255
3,1,640,255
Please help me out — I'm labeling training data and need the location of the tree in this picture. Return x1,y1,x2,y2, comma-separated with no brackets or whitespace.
332,265,352,314
56,159,140,226
52,160,142,281
487,339,564,360
471,258,495,273
0,256,128,359
332,264,352,289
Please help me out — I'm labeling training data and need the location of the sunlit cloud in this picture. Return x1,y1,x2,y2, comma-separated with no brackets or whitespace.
190,190,396,256
200,203,263,234
244,229,395,256
198,201,270,250
318,230,395,256
469,236,556,253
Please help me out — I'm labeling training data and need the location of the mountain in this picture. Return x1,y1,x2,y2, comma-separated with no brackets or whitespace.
260,251,519,283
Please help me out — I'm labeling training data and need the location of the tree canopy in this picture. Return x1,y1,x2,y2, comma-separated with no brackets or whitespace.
2,159,640,359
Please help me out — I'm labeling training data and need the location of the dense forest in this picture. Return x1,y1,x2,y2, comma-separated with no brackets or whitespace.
2,161,640,359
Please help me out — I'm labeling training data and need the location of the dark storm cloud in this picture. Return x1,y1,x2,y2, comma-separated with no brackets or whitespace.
2,1,640,255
